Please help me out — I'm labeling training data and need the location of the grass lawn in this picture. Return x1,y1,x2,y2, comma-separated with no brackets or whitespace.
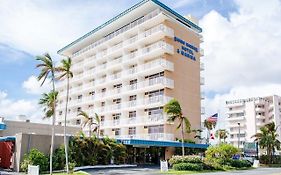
53,171,90,175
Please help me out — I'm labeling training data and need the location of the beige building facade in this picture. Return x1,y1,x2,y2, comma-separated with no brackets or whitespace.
226,95,281,148
56,0,203,142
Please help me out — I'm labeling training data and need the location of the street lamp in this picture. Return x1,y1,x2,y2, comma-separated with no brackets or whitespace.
238,122,241,149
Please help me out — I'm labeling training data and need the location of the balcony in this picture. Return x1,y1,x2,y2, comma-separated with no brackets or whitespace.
200,77,205,85
200,62,204,71
227,109,245,114
226,116,245,121
201,92,205,100
141,41,174,58
92,95,172,114
114,133,174,141
200,48,204,56
255,107,265,112
72,9,162,58
201,107,205,114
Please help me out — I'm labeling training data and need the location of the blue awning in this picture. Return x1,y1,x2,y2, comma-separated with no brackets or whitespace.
0,136,16,142
117,139,209,149
0,123,6,130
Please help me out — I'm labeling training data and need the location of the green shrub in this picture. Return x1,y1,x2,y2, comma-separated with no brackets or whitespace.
225,159,252,168
20,149,49,173
53,145,66,170
205,143,239,165
173,163,203,171
68,135,127,166
169,155,202,165
260,155,281,164
67,162,76,173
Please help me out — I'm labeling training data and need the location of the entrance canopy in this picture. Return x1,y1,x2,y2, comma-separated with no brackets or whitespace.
117,139,209,149
0,136,15,142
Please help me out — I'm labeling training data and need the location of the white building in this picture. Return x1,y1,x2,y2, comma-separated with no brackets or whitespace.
226,95,281,148
56,0,204,142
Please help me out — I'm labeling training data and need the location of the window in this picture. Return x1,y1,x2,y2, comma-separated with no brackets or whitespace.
78,95,83,102
77,107,81,112
129,127,136,135
129,95,137,101
129,79,137,90
101,102,105,106
113,128,121,136
148,125,164,133
76,119,81,125
236,113,244,117
59,111,63,115
100,129,104,136
129,111,136,123
100,116,104,125
89,91,95,99
113,113,121,125
113,84,122,93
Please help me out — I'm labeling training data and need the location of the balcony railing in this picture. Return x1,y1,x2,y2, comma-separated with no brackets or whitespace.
114,133,174,141
72,9,162,58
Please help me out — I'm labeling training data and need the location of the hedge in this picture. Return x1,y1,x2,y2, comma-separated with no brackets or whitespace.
169,155,202,165
173,163,203,171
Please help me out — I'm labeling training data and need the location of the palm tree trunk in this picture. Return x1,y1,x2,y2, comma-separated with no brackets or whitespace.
181,122,185,156
63,76,70,173
89,124,91,137
50,70,56,175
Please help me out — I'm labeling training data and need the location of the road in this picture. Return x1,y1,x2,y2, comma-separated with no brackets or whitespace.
84,167,281,175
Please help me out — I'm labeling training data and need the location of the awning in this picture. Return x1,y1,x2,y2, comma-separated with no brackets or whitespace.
117,139,209,149
0,123,6,130
0,136,16,142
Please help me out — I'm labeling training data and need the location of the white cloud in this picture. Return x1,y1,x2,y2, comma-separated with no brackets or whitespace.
0,91,48,123
22,75,51,95
200,0,281,93
0,0,131,56
200,0,281,129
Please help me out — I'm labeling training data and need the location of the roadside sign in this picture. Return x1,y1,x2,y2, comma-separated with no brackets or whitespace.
243,142,257,155
160,160,168,172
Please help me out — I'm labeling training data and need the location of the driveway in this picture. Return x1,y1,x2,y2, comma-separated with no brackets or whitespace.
84,167,281,175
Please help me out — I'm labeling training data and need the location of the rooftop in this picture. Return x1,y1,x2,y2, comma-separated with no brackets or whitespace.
58,0,202,56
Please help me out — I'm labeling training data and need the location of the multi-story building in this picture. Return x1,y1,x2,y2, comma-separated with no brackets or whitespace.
56,0,204,142
226,95,281,148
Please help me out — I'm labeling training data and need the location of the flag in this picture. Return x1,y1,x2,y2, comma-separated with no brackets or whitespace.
207,113,218,123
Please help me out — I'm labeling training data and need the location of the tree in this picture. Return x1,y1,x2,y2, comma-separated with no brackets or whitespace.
78,111,101,138
252,122,281,164
57,57,73,173
215,129,229,143
192,129,203,143
203,119,215,144
36,53,57,174
164,99,191,156
39,91,58,119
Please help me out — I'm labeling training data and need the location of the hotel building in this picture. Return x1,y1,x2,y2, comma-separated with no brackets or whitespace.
56,0,204,142
226,95,281,148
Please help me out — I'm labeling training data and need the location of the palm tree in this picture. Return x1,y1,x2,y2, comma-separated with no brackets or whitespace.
203,119,215,144
78,111,101,138
56,57,73,174
36,53,57,174
39,91,58,119
215,129,229,143
192,129,203,143
164,99,191,156
252,122,280,163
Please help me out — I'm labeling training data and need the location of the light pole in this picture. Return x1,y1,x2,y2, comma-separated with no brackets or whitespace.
238,122,241,149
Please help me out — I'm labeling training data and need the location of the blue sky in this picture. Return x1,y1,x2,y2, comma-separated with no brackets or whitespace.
0,0,281,123
0,0,237,99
